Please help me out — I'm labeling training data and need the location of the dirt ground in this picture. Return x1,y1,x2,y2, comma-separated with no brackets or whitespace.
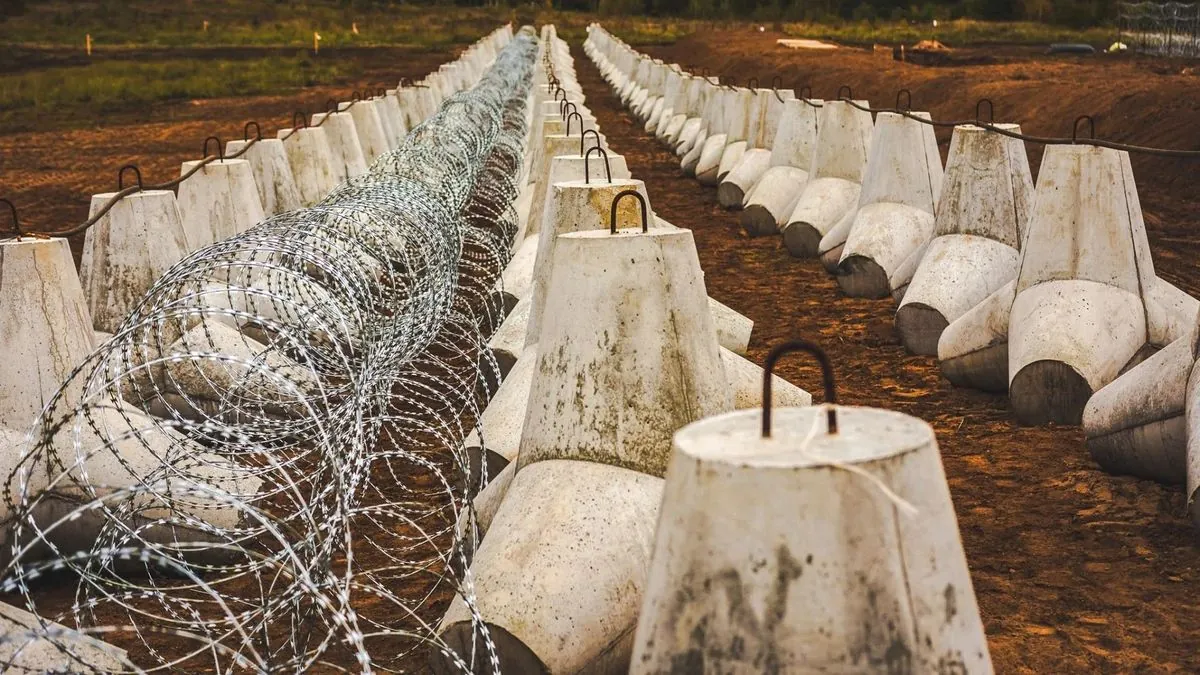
574,34,1200,674
639,30,1200,301
0,46,458,261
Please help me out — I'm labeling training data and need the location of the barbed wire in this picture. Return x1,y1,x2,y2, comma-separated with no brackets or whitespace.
0,24,532,673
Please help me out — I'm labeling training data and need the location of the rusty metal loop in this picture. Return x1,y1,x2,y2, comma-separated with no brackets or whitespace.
326,97,340,112
117,164,143,191
244,121,262,141
0,198,21,239
762,340,838,438
202,136,223,161
975,99,994,124
292,111,308,130
896,89,912,111
565,111,583,136
609,189,648,234
771,75,783,89
352,90,362,102
584,146,612,184
377,87,387,97
1073,115,1096,142
580,128,602,155
747,76,759,89
561,99,577,120
555,87,568,102
837,85,853,100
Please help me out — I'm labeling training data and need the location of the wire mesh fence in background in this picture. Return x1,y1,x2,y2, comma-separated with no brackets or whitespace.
1119,2,1200,56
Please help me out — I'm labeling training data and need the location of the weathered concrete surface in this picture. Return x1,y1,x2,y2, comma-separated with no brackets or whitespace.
836,112,943,299
339,99,390,166
1008,146,1154,425
224,138,303,216
277,127,338,207
435,460,661,675
177,157,264,248
631,406,991,674
781,100,874,257
0,600,130,672
517,227,732,478
311,111,369,180
897,123,1033,355
80,190,191,333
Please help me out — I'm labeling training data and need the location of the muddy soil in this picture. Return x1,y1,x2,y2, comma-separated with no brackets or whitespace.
574,38,1200,674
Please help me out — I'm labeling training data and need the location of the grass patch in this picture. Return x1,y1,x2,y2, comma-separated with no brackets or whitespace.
2,1,507,49
0,56,348,132
779,18,1117,47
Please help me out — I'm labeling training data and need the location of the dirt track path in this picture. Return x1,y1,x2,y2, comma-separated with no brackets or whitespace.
574,42,1200,674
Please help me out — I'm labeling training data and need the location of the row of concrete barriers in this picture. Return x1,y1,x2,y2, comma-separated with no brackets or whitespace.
588,23,1200,536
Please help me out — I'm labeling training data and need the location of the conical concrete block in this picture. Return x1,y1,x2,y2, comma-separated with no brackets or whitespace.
339,100,389,166
311,110,369,180
177,157,264,249
0,239,261,560
938,280,1015,393
526,148,629,246
385,90,409,141
465,343,537,475
781,100,874,257
79,190,191,333
1009,145,1154,425
526,178,648,343
224,138,303,216
718,148,770,208
741,167,808,236
517,226,733,477
0,600,130,671
836,112,943,299
897,124,1033,355
499,233,539,309
720,347,811,409
486,293,530,385
631,405,991,673
0,238,95,428
370,97,398,151
276,127,338,207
